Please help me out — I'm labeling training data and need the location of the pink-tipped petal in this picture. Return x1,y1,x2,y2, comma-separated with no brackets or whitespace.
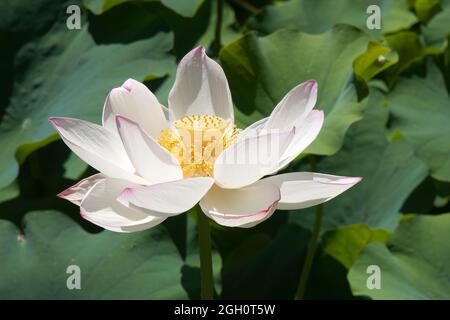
102,78,168,138
118,177,214,216
263,172,362,210
57,173,106,205
199,182,280,228
264,80,318,131
168,46,233,122
80,178,165,233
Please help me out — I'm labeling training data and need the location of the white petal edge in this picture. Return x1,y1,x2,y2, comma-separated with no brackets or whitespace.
57,173,106,206
80,178,166,233
102,78,168,138
263,80,318,131
199,182,280,228
168,46,233,122
214,129,295,189
263,172,362,210
116,115,183,184
117,177,214,216
49,117,146,184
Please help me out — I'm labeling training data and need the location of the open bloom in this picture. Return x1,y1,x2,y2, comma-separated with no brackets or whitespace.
50,46,361,232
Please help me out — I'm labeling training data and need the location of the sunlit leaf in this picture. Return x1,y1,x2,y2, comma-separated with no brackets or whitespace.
354,42,398,83
248,0,417,37
322,224,390,269
348,213,450,299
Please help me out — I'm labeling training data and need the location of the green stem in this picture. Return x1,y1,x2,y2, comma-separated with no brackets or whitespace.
197,210,214,300
212,0,223,57
295,156,323,300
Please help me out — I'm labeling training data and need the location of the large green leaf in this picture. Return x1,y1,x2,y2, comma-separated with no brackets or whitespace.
0,17,175,188
0,0,66,118
289,89,428,231
0,211,189,299
348,214,450,299
0,210,223,299
220,25,370,155
322,224,390,269
0,182,19,203
423,0,450,47
248,0,417,37
388,61,450,182
83,0,204,17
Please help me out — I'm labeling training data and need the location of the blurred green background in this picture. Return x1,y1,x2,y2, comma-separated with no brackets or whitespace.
0,0,449,299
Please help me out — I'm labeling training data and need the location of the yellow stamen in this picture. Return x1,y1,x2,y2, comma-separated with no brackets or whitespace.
158,115,240,178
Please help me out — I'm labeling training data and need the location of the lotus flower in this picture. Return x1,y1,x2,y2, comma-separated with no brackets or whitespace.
50,46,361,232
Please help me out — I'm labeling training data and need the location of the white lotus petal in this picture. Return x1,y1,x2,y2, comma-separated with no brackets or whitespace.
214,129,294,189
263,172,362,210
276,110,324,171
168,46,233,122
118,177,214,216
238,116,268,141
103,78,168,138
49,117,145,183
263,80,318,131
116,115,183,184
57,173,106,206
199,182,280,228
81,178,165,233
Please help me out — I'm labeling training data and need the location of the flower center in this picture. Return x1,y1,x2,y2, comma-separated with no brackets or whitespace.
158,115,240,178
